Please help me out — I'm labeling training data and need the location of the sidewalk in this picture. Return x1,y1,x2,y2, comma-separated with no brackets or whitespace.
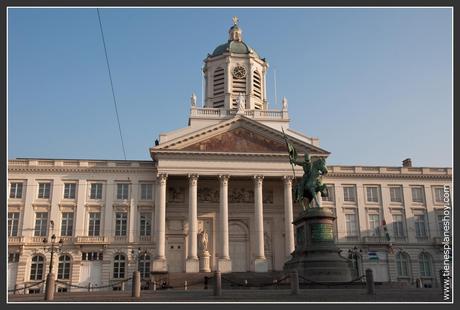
8,287,447,303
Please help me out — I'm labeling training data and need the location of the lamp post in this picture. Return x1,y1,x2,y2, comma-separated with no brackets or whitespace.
348,246,363,278
43,234,63,301
131,248,148,297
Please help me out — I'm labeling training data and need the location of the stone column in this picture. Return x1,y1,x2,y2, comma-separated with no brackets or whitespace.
186,174,199,272
152,173,167,272
224,59,231,109
128,180,138,243
74,179,87,237
22,178,36,238
253,175,267,272
283,176,295,258
217,175,231,272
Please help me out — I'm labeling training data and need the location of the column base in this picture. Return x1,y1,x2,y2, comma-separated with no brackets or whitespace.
185,258,199,273
151,257,168,272
199,251,211,272
254,258,268,272
217,258,232,273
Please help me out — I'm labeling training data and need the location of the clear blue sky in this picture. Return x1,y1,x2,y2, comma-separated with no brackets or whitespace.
8,7,452,167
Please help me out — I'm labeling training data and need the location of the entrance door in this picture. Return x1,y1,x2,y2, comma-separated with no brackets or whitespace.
79,262,102,289
166,241,184,272
229,222,249,272
8,263,18,292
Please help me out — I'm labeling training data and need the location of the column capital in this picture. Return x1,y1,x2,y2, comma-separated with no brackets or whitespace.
218,175,230,185
188,174,199,185
156,173,168,184
253,175,264,185
282,175,294,185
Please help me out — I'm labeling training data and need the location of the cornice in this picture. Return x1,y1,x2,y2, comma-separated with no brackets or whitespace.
326,172,451,180
8,166,155,174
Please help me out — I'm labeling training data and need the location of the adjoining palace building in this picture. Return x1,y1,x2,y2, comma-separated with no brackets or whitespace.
7,19,452,293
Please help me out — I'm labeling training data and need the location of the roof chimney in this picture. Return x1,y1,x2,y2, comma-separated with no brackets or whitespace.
402,158,412,167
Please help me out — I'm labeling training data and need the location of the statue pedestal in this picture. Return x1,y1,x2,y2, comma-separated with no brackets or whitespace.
199,251,211,272
284,208,353,283
186,257,199,273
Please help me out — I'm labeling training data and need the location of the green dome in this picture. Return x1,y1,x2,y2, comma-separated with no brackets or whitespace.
211,40,260,58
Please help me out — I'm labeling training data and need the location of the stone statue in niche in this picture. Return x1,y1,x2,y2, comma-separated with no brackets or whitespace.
198,229,209,253
168,187,185,202
198,187,219,202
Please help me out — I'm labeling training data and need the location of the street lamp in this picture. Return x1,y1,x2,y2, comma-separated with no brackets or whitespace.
348,246,363,278
43,234,63,301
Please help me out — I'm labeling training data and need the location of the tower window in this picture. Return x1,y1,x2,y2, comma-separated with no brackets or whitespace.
213,67,225,108
253,70,262,100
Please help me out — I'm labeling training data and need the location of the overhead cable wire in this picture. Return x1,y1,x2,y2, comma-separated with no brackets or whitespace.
96,8,127,160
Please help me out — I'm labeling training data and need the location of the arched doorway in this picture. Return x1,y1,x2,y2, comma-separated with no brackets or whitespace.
229,221,249,272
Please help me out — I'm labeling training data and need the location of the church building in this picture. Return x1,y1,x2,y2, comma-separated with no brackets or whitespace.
8,18,452,293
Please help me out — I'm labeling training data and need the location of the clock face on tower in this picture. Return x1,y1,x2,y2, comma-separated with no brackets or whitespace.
232,66,247,79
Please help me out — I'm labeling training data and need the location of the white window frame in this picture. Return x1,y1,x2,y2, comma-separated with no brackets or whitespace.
343,185,356,203
57,255,72,280
30,255,45,281
34,212,48,237
368,213,381,237
345,213,358,237
88,212,101,236
419,253,432,277
140,183,153,201
8,212,20,237
63,183,77,199
392,214,405,238
37,182,51,199
115,212,128,236
396,252,410,278
60,212,74,237
414,214,427,238
322,184,335,202
9,182,23,199
89,183,103,200
366,186,379,203
433,187,444,204
389,186,403,203
116,183,130,200
113,254,126,279
411,186,425,203
139,212,152,236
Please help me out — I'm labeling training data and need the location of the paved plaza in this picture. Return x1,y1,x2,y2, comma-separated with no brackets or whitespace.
8,287,447,303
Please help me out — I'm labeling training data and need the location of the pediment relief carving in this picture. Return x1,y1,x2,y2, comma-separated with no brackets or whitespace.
182,127,287,153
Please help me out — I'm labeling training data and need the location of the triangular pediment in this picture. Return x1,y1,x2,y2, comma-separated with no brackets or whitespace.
152,115,329,156
183,127,287,153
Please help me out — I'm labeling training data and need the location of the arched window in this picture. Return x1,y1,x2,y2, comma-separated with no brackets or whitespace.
396,252,411,277
213,67,225,108
419,252,433,277
113,254,126,279
138,254,151,279
30,255,45,280
57,254,71,280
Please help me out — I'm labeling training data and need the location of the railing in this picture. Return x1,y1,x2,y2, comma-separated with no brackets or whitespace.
8,236,25,245
75,236,109,244
112,236,128,243
362,236,389,244
28,236,46,244
139,235,151,242
190,107,288,120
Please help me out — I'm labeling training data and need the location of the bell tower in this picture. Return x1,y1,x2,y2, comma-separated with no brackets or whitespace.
203,17,269,110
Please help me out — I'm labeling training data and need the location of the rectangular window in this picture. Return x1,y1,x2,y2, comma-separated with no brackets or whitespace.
343,186,356,202
117,183,129,200
8,212,20,237
88,212,101,236
411,186,425,203
8,252,20,263
366,186,379,203
139,212,152,236
389,186,403,203
392,214,405,238
60,212,74,236
34,212,48,236
115,212,128,236
322,184,335,202
140,183,153,200
368,214,380,237
415,214,427,238
345,213,358,236
9,182,23,199
433,187,444,204
63,183,76,199
38,182,51,199
90,183,103,200
81,252,103,261
438,214,445,236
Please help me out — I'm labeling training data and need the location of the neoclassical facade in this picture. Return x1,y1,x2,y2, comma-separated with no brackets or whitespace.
8,19,452,293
